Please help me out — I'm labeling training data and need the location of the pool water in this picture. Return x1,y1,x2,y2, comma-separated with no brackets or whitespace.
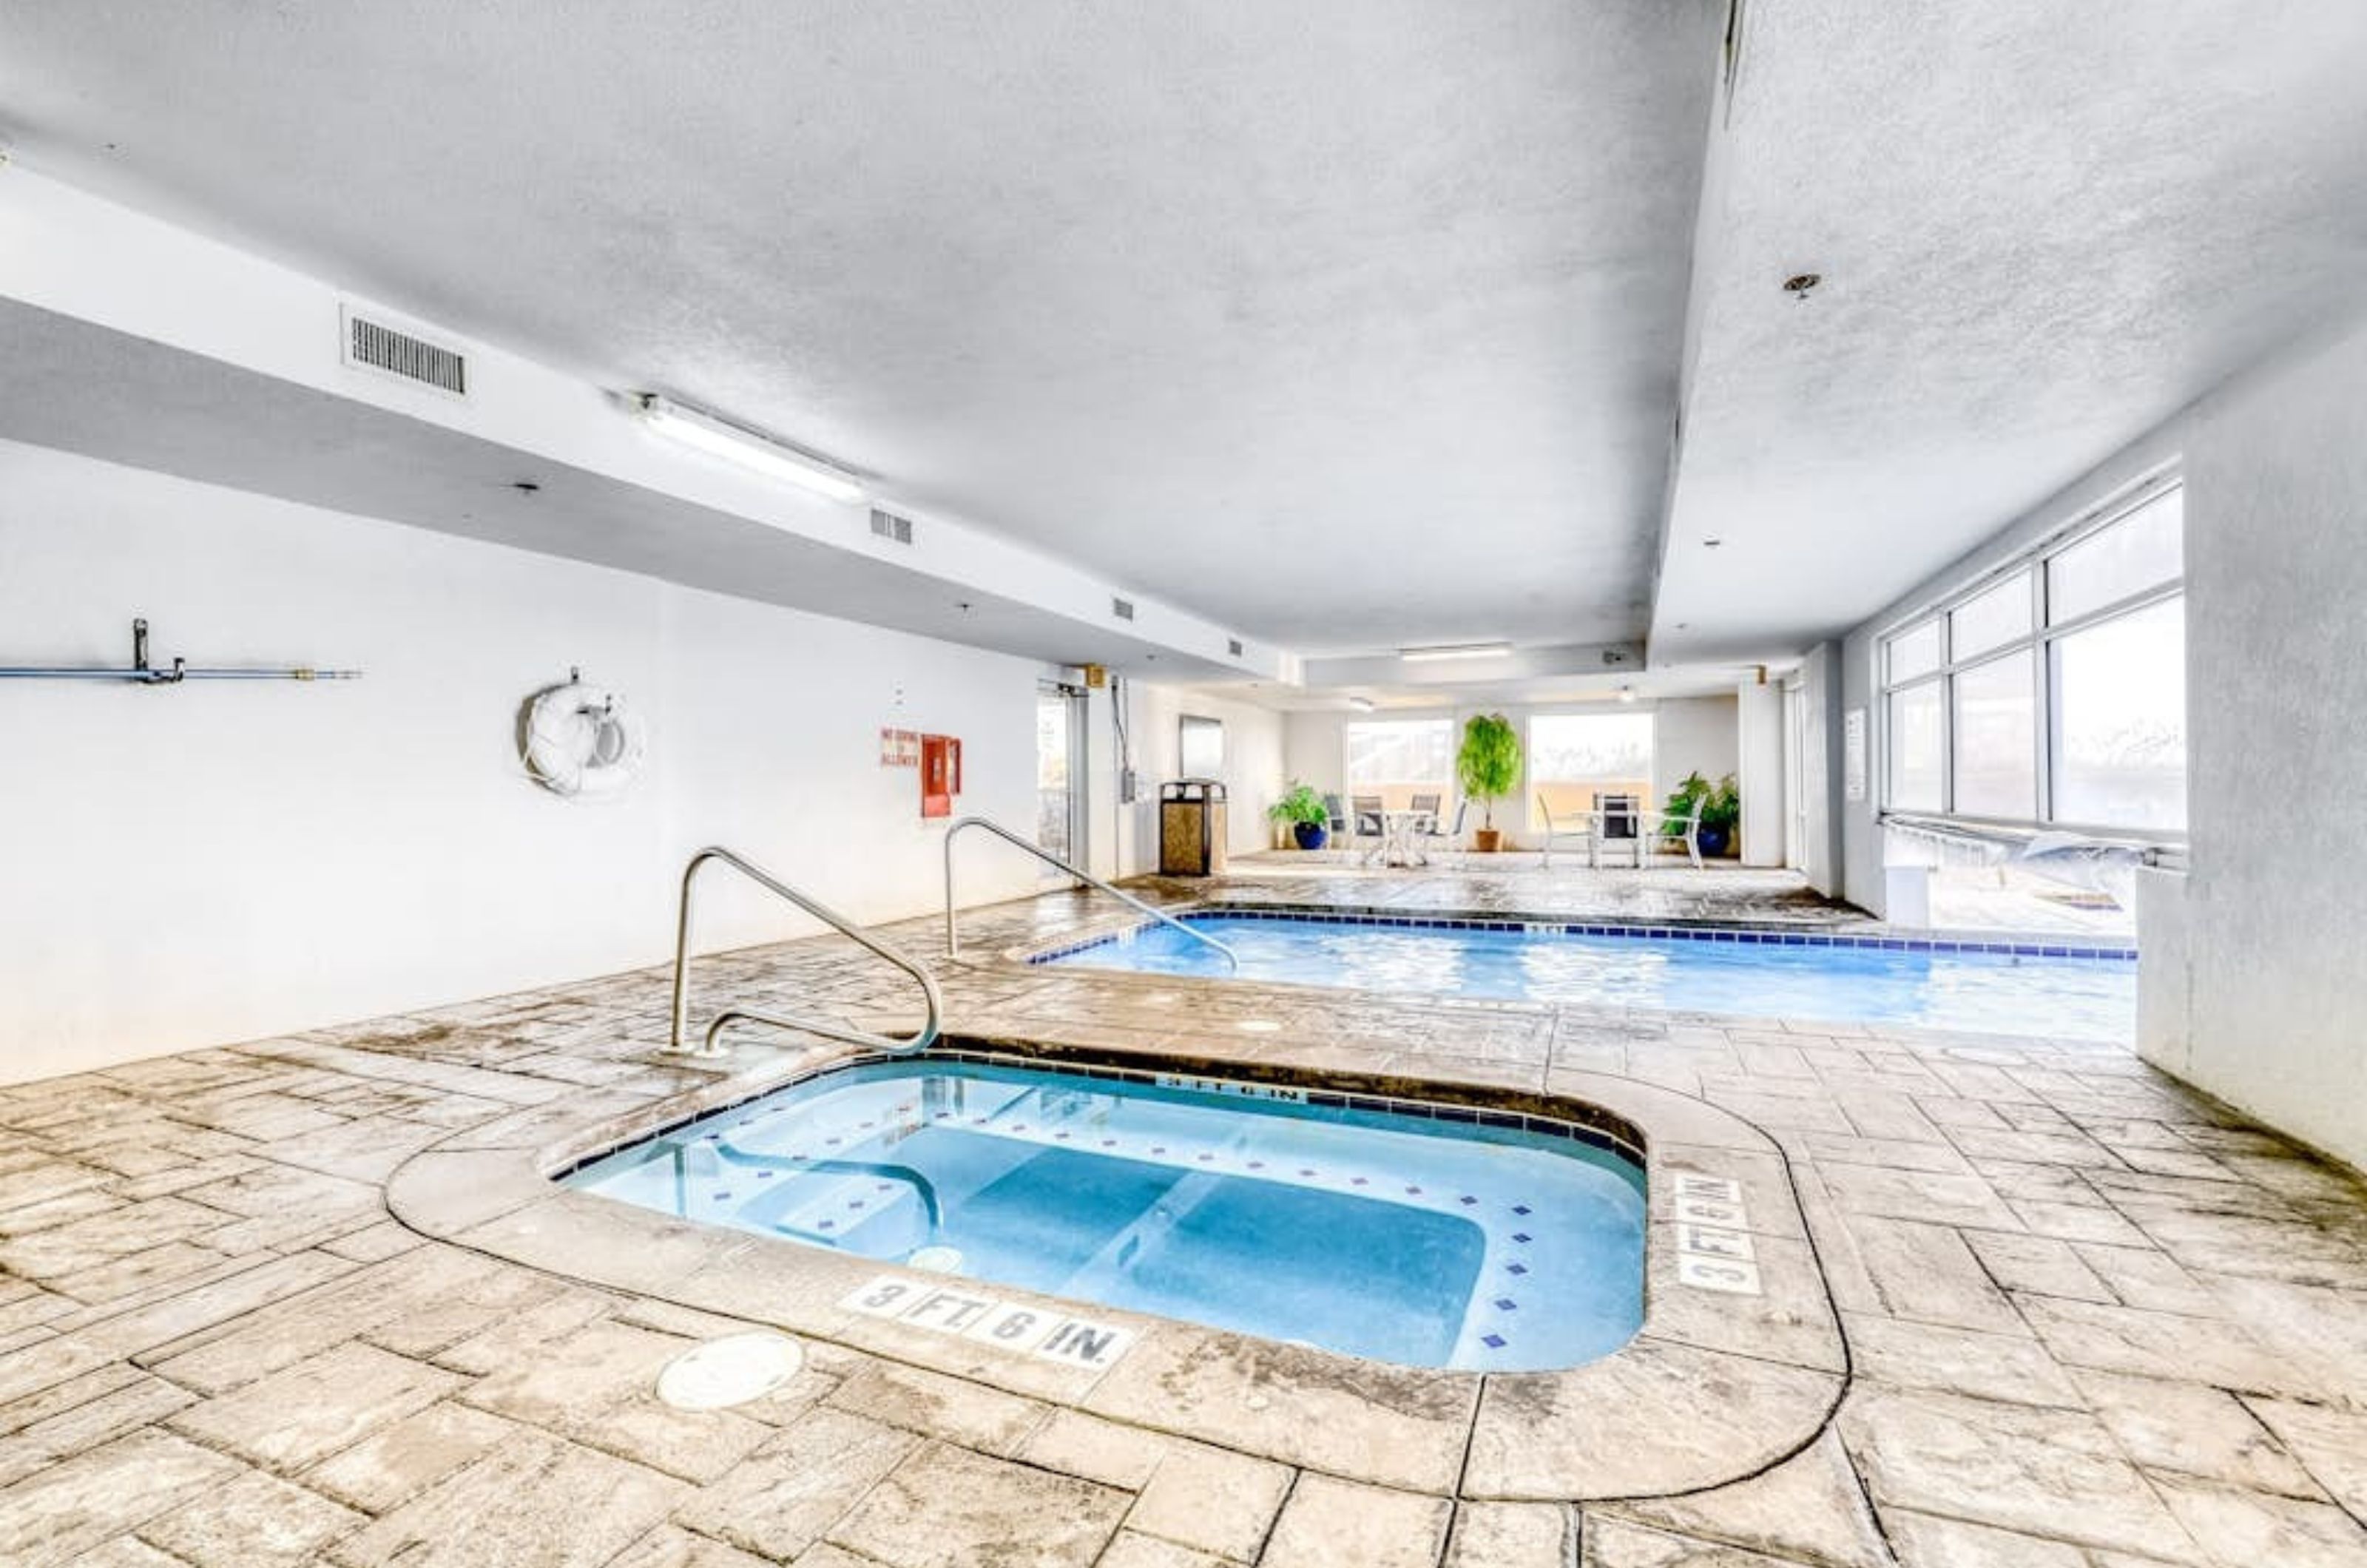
1045,914,2136,1041
565,1058,1645,1371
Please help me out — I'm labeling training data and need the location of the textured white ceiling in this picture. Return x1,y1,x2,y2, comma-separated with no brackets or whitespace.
5,1,2363,672
0,0,1721,654
1650,0,2367,663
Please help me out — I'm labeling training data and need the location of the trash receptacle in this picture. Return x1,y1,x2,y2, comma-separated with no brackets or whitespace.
1159,779,1228,876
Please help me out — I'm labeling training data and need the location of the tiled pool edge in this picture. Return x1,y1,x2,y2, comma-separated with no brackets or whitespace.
1025,902,2139,965
385,1033,1846,1502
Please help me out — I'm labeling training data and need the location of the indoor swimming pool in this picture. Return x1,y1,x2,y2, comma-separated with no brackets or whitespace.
1041,911,2138,1041
564,1055,1647,1371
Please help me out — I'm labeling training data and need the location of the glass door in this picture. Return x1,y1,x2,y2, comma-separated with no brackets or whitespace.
1036,682,1086,870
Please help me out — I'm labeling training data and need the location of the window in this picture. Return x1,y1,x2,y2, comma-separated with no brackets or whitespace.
1344,719,1454,812
1178,714,1225,778
1949,572,2033,660
1951,652,2036,820
1887,621,1942,683
1878,481,2185,834
2052,597,2186,830
2047,490,2182,624
1528,712,1654,830
1886,680,1944,813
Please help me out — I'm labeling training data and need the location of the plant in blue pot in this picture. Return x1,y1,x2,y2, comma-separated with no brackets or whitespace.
1269,781,1331,851
1663,771,1742,858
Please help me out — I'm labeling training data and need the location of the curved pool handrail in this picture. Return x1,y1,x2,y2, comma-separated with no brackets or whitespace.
664,845,943,1059
941,815,1238,972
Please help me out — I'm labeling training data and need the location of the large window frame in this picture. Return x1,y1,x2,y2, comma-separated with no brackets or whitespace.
1877,477,2186,840
1342,717,1457,814
1526,710,1656,833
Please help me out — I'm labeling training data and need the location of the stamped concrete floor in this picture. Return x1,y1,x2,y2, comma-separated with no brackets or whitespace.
4,868,2367,1566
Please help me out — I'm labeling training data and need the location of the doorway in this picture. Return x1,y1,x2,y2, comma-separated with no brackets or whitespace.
1036,681,1087,869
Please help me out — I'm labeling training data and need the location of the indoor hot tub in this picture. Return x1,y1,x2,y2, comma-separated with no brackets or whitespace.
563,1054,1646,1371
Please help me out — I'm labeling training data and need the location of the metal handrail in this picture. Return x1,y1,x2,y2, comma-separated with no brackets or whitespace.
665,846,942,1058
941,815,1238,970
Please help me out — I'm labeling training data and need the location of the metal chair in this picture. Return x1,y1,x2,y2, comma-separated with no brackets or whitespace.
1349,793,1385,865
1593,791,1647,869
1417,799,1470,868
1408,791,1442,834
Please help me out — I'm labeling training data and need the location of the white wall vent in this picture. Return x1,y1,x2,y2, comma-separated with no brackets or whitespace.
340,305,468,399
869,508,915,545
1112,597,1136,621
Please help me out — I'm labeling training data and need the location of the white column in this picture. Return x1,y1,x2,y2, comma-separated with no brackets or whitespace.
1736,677,1786,868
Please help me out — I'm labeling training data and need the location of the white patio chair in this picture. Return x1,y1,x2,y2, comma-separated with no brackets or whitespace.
1537,796,1595,868
1644,794,1706,869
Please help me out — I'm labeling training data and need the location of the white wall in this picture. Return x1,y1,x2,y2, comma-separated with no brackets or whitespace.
1793,642,1846,897
0,441,1045,1082
2170,316,2367,1173
1115,685,1287,872
1735,682,1785,867
1652,696,1740,811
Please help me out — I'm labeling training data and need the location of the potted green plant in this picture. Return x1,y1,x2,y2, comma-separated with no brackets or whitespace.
1267,781,1331,851
1456,713,1523,852
1661,771,1740,858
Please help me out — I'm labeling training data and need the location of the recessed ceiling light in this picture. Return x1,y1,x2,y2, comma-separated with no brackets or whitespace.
1617,686,1638,704
1783,273,1822,297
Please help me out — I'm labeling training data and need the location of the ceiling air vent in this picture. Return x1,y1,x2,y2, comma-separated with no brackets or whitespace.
1112,598,1135,622
869,508,915,545
1228,638,1244,658
341,305,467,398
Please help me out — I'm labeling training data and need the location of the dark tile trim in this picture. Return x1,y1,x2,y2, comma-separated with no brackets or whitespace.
1026,904,2137,964
555,1035,1650,1178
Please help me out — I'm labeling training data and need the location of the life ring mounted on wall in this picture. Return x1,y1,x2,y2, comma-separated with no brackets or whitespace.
520,669,646,800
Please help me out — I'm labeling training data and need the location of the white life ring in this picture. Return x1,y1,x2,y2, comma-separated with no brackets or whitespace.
522,678,645,799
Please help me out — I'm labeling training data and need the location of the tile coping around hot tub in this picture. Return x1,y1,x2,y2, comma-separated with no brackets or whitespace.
1022,902,2139,965
386,1032,1847,1503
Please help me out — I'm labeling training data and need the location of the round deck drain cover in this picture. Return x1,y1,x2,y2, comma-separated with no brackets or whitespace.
910,1245,965,1274
655,1332,805,1411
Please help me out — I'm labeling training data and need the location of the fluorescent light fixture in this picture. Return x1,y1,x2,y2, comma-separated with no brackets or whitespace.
1347,697,1377,712
1399,642,1512,663
636,393,867,504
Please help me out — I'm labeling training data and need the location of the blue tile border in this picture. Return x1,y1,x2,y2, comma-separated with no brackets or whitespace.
1027,905,2138,965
